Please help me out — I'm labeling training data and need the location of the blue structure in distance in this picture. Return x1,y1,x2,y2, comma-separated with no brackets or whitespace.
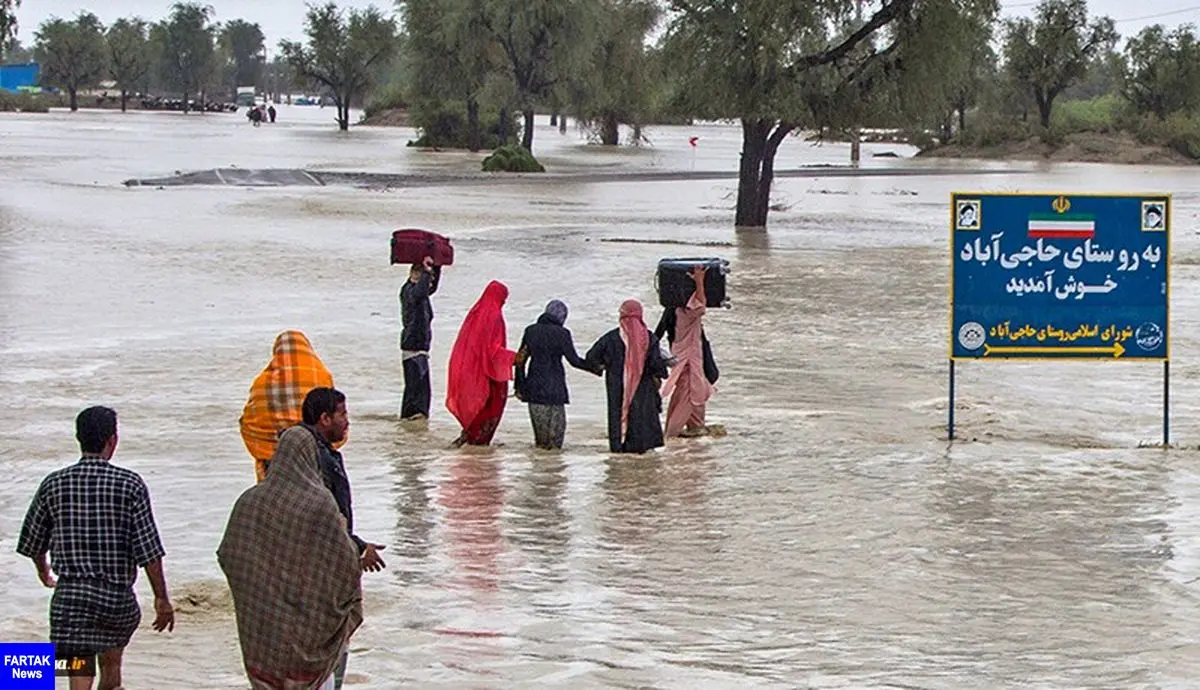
950,192,1169,361
0,63,40,92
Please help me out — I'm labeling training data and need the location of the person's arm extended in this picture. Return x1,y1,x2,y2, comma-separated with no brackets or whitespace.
562,330,593,373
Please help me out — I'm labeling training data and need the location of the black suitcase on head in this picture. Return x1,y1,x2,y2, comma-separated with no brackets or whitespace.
656,257,730,309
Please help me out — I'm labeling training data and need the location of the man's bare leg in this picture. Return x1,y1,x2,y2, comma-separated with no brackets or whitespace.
69,669,95,690
97,647,124,690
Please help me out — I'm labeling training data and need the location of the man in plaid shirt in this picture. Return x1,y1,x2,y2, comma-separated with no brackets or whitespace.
16,406,175,690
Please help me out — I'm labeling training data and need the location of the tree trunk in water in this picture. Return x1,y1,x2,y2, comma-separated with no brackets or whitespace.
735,119,770,229
600,112,619,146
68,87,78,112
120,90,129,113
521,108,535,151
498,108,510,144
549,112,558,127
466,99,482,152
735,119,792,230
559,115,567,134
337,97,350,131
182,91,190,114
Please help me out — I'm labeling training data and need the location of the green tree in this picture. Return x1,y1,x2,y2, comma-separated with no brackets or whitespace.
568,0,661,146
280,2,397,131
479,0,601,152
153,2,217,113
34,13,107,112
399,0,497,150
1063,45,1124,100
264,55,296,103
107,18,152,112
1003,0,1117,130
0,0,18,55
883,1,999,141
1123,24,1200,119
3,36,34,63
220,19,265,97
662,0,997,229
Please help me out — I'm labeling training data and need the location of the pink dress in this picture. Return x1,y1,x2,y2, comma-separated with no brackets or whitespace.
661,292,713,437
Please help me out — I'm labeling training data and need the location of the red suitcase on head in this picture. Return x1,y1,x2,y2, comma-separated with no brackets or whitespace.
390,229,454,267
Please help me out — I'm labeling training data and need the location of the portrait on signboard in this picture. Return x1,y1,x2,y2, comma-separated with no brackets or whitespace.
955,199,981,230
1141,201,1166,231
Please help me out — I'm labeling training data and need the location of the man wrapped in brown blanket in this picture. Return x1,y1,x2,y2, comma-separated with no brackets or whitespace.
218,426,363,689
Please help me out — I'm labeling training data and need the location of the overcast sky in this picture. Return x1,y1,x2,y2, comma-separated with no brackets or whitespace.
13,0,1200,49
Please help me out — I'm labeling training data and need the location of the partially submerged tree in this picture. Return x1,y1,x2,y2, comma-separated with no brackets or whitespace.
107,18,153,112
1003,0,1117,129
568,0,661,146
877,0,999,141
479,0,601,151
662,0,1000,230
220,19,265,98
399,0,496,150
34,12,107,111
280,2,397,131
153,2,217,113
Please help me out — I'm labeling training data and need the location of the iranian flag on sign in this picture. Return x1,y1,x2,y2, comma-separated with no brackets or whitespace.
1027,213,1095,239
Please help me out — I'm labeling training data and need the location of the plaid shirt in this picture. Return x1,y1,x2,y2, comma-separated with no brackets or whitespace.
16,456,166,588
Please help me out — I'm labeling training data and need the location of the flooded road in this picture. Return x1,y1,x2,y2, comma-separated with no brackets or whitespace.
3,106,1200,688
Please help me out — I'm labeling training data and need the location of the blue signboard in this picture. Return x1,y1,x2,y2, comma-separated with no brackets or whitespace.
950,193,1169,360
0,63,40,93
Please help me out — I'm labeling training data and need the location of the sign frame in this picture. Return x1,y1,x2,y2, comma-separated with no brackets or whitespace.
946,191,1172,445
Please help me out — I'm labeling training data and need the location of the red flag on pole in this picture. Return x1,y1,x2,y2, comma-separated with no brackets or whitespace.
688,136,699,147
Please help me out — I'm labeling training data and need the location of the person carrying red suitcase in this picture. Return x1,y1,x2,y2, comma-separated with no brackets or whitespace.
400,256,437,421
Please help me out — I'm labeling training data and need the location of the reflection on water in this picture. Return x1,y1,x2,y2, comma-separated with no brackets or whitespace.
509,455,572,581
388,433,436,573
441,454,505,594
2,107,1200,687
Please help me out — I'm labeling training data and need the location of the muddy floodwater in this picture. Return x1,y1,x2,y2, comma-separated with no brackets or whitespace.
3,106,1200,689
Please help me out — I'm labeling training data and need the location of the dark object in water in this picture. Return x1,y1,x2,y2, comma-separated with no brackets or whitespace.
656,257,730,309
391,229,454,267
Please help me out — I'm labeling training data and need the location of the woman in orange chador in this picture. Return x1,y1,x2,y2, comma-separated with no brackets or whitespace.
240,330,340,482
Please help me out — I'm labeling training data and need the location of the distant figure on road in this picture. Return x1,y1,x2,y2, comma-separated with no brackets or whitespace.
268,104,277,123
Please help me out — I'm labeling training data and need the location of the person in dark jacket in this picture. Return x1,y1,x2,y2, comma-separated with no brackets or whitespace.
300,387,385,690
584,299,671,454
513,300,596,449
400,256,438,421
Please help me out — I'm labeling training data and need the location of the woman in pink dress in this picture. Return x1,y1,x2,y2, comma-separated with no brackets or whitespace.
660,265,715,438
